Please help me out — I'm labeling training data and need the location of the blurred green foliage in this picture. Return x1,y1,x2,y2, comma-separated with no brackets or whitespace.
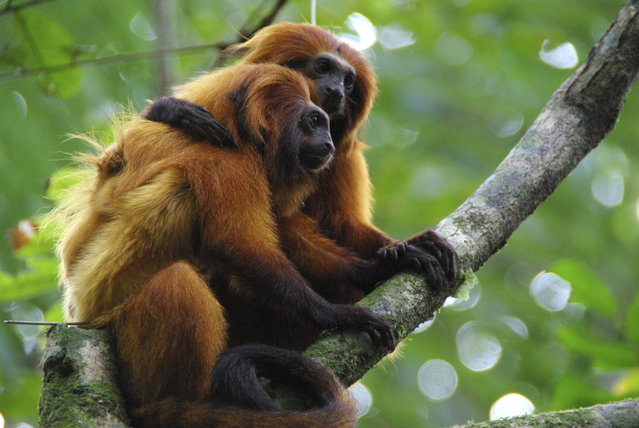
0,0,638,427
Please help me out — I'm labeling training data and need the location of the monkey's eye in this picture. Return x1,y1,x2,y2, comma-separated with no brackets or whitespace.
308,112,322,129
344,73,355,90
314,59,330,75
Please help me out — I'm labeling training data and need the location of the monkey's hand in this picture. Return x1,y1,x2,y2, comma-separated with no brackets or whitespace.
324,305,397,351
142,96,235,148
406,230,458,286
379,231,457,291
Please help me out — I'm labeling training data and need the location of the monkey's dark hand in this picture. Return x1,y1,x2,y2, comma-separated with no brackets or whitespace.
379,242,446,290
402,230,458,287
328,305,397,352
379,231,457,291
142,96,235,148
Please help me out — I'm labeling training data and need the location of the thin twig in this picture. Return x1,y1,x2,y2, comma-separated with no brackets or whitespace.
211,0,289,68
152,0,174,96
246,0,288,39
0,42,225,81
4,320,88,326
0,0,290,81
0,0,58,16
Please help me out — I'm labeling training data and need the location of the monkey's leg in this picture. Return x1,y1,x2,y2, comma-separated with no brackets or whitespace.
109,260,228,408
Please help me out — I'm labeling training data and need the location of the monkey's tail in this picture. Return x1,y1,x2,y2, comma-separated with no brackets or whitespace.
131,344,358,428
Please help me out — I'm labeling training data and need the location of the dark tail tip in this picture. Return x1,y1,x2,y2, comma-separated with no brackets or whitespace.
210,343,346,411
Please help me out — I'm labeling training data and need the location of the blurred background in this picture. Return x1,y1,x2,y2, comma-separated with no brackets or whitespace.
1,0,638,427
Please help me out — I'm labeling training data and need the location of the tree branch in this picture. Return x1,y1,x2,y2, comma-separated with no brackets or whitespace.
39,0,639,426
456,399,639,428
39,327,130,427
0,0,289,82
304,0,639,386
152,0,175,96
0,42,225,81
210,0,289,68
0,0,58,16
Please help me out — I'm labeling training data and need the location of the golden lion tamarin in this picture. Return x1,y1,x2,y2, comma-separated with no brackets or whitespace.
55,64,405,427
143,23,458,349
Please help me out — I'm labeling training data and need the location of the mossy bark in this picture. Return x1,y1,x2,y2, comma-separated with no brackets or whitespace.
39,326,129,427
455,399,639,428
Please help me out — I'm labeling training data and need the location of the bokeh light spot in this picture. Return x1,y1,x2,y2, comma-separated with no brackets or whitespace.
444,281,481,311
456,322,502,371
338,13,377,51
490,393,534,420
501,316,528,339
530,271,571,312
413,318,435,334
417,359,458,401
591,169,624,207
129,12,157,41
349,382,373,418
380,25,415,49
12,91,27,118
539,40,578,69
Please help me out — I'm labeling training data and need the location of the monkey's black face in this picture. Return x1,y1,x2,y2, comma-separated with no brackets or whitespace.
304,53,356,117
299,104,334,171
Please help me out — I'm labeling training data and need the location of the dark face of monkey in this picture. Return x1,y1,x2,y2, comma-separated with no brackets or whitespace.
302,53,356,117
299,104,334,171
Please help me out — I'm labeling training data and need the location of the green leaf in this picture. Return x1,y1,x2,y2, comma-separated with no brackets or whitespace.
0,256,58,303
612,368,639,397
0,370,42,424
16,10,82,99
551,259,616,317
550,374,611,411
626,294,639,345
557,326,638,370
45,301,65,324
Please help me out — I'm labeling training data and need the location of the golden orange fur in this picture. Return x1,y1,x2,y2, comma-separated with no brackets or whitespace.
55,64,360,427
133,23,457,352
228,23,388,258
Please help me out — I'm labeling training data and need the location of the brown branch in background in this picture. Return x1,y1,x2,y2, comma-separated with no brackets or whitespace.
0,42,223,81
14,9,45,65
0,0,58,16
0,0,289,81
211,0,289,68
245,0,289,39
152,0,174,96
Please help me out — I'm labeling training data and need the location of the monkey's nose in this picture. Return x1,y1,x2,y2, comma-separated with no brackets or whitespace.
322,88,345,115
324,85,344,97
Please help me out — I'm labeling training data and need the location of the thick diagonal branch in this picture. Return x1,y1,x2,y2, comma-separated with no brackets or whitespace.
305,0,639,387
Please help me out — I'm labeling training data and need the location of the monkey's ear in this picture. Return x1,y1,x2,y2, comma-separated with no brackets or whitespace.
227,86,266,148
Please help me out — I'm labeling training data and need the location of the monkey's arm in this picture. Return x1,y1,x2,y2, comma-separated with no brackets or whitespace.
187,157,396,351
281,212,454,300
142,97,235,148
280,212,374,303
305,142,457,289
